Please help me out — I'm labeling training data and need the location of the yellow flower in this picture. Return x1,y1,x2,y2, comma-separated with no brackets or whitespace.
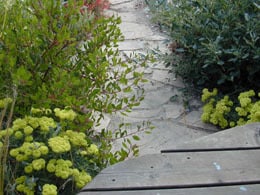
38,117,57,132
48,136,71,153
54,108,77,121
24,126,34,135
88,144,99,155
16,154,27,161
47,164,56,173
75,171,92,188
32,158,46,171
32,150,41,158
42,184,57,195
26,116,39,129
10,149,19,157
12,118,27,130
39,146,49,155
14,131,23,139
24,164,33,173
25,135,33,142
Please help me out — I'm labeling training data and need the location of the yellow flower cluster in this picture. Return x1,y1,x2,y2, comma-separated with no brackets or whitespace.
201,89,260,128
64,130,88,147
201,89,233,129
10,142,48,162
201,88,218,102
42,184,57,195
46,158,92,187
11,116,57,140
0,97,12,108
3,107,95,193
74,171,92,188
87,144,99,155
47,159,73,179
236,90,260,125
48,136,71,153
54,108,77,121
15,176,36,195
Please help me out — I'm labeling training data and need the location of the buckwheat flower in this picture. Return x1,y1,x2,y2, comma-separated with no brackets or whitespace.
32,150,41,158
15,176,26,184
14,131,23,139
54,108,77,121
24,126,34,135
24,164,33,173
16,184,26,192
75,171,92,188
88,144,99,155
10,149,19,157
39,145,49,155
65,130,88,146
32,158,46,171
25,135,33,142
38,117,57,132
42,184,57,195
16,154,27,162
47,160,56,173
26,116,39,129
24,149,32,156
12,118,27,130
48,136,71,153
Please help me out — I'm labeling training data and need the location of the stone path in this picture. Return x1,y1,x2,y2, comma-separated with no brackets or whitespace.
102,0,218,156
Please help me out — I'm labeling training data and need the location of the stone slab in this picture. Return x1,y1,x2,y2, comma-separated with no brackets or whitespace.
176,122,260,149
119,22,154,40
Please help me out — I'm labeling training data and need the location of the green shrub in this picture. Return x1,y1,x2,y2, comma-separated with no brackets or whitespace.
0,0,152,194
148,0,260,92
201,88,260,129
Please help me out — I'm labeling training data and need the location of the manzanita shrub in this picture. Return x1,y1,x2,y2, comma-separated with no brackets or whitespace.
201,88,260,129
148,0,260,92
0,0,152,194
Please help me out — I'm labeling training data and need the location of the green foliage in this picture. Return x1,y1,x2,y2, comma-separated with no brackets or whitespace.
148,0,260,92
201,88,260,129
0,0,152,194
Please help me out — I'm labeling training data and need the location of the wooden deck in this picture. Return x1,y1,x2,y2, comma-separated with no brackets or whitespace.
79,123,260,195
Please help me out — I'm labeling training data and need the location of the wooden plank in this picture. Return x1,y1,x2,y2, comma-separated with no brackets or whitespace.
78,184,260,195
174,123,260,150
82,149,260,191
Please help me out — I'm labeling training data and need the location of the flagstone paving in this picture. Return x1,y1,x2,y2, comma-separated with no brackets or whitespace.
101,0,218,156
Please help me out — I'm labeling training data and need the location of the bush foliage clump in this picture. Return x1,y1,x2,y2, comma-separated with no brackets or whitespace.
149,0,260,92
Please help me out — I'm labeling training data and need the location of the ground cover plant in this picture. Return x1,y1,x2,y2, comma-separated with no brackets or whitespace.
201,88,260,129
0,0,151,194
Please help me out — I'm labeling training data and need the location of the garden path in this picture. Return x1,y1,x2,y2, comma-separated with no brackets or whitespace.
100,0,217,156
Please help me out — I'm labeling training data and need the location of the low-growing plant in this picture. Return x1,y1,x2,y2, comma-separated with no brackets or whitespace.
148,0,260,92
201,88,260,129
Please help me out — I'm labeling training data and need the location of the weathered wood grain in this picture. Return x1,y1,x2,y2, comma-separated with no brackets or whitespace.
78,184,260,195
82,149,260,191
